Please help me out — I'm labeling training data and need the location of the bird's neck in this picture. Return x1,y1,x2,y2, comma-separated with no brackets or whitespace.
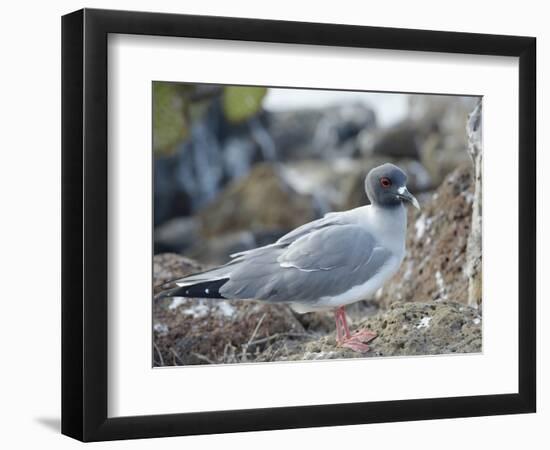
370,201,407,221
365,203,407,251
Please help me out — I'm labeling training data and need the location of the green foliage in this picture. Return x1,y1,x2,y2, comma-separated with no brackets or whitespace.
153,83,188,156
222,86,267,123
153,83,268,156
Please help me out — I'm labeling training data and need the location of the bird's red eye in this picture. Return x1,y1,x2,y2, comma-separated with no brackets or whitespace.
380,177,392,188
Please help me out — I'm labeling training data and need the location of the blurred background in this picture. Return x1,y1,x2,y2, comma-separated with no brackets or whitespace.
152,82,483,366
153,82,478,265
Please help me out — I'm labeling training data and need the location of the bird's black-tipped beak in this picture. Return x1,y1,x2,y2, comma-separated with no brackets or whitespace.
397,187,420,210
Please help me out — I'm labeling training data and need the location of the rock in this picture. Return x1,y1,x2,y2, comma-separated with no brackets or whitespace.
362,301,481,356
358,96,478,186
154,155,194,225
154,216,199,254
153,253,204,294
279,158,368,213
358,121,421,159
268,103,376,161
465,102,483,307
185,229,287,266
412,96,478,185
197,163,318,238
311,103,376,158
418,134,471,188
267,108,323,161
288,301,481,360
376,164,475,308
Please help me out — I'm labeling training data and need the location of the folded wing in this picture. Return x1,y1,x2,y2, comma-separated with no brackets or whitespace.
220,223,392,304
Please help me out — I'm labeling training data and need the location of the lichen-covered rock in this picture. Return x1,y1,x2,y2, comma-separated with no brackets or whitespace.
197,163,317,238
376,164,475,308
287,301,481,360
361,301,481,356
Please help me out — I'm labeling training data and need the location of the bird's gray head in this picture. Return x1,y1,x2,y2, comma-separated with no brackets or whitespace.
365,163,420,210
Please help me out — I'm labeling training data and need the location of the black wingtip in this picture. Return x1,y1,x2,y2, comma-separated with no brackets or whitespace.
156,279,229,300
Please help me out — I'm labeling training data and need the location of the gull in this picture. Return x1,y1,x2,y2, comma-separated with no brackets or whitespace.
160,163,419,352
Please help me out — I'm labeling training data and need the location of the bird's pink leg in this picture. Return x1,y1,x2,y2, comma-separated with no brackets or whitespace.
333,307,346,342
333,306,376,353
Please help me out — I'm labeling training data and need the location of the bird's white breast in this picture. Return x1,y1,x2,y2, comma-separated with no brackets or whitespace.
359,203,407,256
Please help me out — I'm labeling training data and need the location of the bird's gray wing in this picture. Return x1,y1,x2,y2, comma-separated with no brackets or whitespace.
220,223,393,304
275,211,344,245
229,212,344,259
177,213,345,287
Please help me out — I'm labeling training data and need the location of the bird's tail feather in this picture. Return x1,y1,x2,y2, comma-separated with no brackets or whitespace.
173,264,235,287
155,259,241,300
156,278,230,300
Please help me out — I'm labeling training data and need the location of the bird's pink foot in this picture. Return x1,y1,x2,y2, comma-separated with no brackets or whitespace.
351,329,377,343
333,306,377,353
338,329,377,353
340,338,372,353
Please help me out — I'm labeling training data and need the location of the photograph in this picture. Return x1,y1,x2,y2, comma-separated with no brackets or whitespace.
152,82,483,367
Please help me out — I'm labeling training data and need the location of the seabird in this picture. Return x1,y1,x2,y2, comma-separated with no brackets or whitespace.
160,163,419,352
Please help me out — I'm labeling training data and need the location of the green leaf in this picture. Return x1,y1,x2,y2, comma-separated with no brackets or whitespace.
222,86,267,123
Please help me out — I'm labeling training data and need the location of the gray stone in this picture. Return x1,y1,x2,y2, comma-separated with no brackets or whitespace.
197,163,317,238
154,216,199,254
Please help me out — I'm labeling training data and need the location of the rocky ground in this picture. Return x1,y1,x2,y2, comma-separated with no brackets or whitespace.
291,301,481,361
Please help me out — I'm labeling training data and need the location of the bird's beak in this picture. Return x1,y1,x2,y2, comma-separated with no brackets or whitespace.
397,187,420,210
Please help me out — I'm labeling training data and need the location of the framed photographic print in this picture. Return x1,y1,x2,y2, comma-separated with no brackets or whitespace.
61,8,536,442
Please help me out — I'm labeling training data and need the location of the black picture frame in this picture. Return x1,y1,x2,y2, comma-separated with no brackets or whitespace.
61,8,536,442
